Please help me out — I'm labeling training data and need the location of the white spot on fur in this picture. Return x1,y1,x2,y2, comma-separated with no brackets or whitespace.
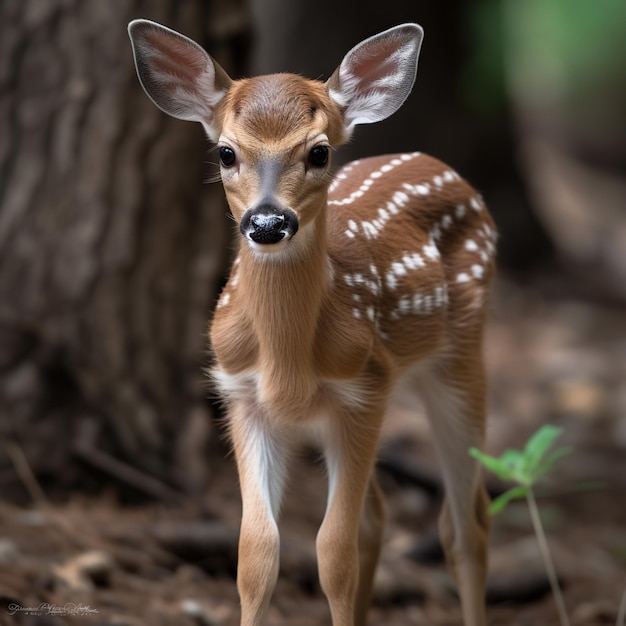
362,221,379,239
423,239,440,260
434,285,448,307
471,264,485,279
456,273,471,283
392,191,410,207
402,252,425,270
470,197,482,212
391,283,448,319
387,201,399,215
403,182,430,196
217,292,230,308
412,293,423,314
391,262,407,277
441,214,453,229
465,239,479,252
398,296,411,314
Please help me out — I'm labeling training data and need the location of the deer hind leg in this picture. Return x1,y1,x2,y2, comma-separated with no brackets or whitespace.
229,401,290,626
317,409,385,626
416,352,490,626
355,474,386,626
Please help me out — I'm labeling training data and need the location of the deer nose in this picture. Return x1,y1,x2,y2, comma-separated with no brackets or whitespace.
240,203,299,246
251,213,284,234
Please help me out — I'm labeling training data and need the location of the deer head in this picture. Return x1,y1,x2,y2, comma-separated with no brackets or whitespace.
128,20,423,255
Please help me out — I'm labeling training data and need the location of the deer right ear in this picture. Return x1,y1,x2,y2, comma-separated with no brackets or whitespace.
128,19,232,141
326,24,423,137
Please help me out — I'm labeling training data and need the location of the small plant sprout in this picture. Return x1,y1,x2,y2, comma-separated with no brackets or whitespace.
470,425,573,626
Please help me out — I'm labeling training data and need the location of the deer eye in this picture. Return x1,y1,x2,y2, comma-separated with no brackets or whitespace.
219,146,236,168
308,145,329,167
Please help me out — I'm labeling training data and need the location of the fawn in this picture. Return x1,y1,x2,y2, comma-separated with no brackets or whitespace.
129,19,496,626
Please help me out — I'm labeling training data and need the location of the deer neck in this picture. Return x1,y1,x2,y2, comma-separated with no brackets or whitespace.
238,209,329,414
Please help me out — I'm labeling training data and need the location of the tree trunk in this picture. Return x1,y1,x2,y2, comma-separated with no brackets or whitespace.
0,0,251,499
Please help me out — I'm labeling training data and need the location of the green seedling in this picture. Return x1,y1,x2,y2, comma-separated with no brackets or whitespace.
470,424,572,515
470,425,572,626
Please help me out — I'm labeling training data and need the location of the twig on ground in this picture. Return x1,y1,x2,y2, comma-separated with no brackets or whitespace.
5,439,48,506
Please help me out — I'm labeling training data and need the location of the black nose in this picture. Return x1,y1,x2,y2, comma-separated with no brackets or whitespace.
240,203,298,245
250,213,285,242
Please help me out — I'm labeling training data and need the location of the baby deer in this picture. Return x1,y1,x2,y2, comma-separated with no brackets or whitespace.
129,19,496,626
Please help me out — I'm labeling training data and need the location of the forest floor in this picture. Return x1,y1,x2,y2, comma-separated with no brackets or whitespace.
1,276,625,626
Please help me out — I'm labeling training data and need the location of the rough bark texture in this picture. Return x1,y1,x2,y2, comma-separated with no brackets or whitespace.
0,0,251,498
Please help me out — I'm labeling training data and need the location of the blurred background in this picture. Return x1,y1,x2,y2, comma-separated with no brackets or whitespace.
0,1,624,625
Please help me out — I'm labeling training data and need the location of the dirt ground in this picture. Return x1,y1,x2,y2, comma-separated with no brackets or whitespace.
1,276,625,626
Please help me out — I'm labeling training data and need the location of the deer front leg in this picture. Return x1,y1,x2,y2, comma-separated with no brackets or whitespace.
229,401,290,626
317,409,384,626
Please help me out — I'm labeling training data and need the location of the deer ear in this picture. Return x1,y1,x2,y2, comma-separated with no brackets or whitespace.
128,19,232,141
326,24,423,136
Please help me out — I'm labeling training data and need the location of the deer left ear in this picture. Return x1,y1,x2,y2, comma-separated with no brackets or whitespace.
326,24,423,137
128,19,232,141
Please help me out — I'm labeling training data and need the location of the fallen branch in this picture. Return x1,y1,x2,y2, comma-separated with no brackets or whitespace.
73,418,182,504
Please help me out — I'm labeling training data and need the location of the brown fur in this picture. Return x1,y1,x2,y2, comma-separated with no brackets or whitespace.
128,20,493,626
210,73,495,626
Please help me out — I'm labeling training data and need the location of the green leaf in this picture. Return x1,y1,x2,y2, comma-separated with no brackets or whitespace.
523,425,563,473
469,448,515,480
470,425,573,489
534,445,573,479
500,449,528,483
489,486,528,514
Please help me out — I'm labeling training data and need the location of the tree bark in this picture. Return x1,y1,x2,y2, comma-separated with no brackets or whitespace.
0,0,251,498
